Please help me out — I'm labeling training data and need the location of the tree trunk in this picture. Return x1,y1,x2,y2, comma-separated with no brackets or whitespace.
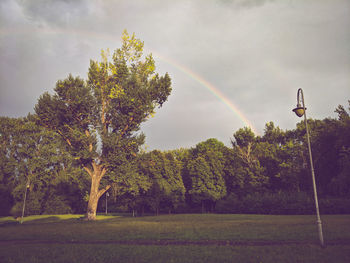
86,177,100,220
84,161,110,221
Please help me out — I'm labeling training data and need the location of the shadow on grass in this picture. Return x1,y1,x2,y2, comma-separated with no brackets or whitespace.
0,221,19,227
26,216,77,224
0,213,132,226
0,216,82,226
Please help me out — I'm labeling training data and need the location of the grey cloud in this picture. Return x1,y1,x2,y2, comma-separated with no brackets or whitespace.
1,0,349,150
15,0,92,27
217,0,276,8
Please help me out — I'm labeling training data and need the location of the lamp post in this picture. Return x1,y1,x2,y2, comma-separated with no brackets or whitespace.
292,88,324,247
20,178,30,224
105,192,109,215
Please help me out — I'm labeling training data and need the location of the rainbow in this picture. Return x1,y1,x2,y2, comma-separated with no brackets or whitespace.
1,27,258,134
151,51,258,134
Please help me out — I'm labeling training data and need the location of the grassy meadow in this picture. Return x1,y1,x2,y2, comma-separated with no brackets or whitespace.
0,213,350,262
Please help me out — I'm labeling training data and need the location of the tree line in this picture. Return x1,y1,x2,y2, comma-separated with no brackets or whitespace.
1,31,349,217
1,101,349,217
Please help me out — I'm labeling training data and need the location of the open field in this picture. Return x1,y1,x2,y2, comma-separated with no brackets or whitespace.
1,214,350,262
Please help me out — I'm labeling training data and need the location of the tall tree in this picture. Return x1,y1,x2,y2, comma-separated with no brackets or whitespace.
230,129,268,195
138,150,185,215
0,117,17,215
187,139,227,212
35,31,172,220
2,115,84,216
231,127,256,148
257,122,303,192
109,159,152,217
329,101,350,196
262,121,286,145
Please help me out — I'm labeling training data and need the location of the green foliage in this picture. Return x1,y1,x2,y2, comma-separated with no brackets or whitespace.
263,121,286,144
34,30,172,219
0,185,13,216
186,139,227,212
138,150,185,214
35,29,172,168
216,192,350,215
330,147,350,196
228,143,268,195
1,62,349,218
0,115,89,216
232,127,256,147
187,156,213,200
43,195,73,215
0,117,16,215
217,192,315,215
108,158,152,215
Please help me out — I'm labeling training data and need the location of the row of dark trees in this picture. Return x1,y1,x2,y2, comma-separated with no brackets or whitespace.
1,100,349,216
124,105,350,215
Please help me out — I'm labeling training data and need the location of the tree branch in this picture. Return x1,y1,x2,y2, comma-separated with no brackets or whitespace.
85,129,93,152
120,116,134,137
98,185,111,199
57,130,72,147
83,166,93,178
99,167,107,180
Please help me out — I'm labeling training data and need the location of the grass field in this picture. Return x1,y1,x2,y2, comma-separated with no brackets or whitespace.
1,213,350,262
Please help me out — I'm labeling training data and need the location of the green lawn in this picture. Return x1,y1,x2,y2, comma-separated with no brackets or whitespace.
1,214,350,263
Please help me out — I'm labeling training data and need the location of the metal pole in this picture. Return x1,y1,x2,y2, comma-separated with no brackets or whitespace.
299,89,325,247
105,192,108,215
21,179,30,224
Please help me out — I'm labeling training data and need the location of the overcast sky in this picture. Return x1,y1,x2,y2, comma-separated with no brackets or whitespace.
1,0,350,150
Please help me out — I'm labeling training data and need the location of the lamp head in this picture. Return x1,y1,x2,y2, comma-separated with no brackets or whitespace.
292,103,306,117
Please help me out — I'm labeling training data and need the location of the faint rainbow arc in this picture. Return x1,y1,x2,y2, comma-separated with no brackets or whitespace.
0,27,257,134
151,51,258,135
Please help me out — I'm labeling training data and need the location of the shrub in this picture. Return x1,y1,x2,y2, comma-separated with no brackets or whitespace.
10,198,41,217
216,191,350,214
43,196,73,214
319,198,350,214
0,186,13,216
10,202,23,218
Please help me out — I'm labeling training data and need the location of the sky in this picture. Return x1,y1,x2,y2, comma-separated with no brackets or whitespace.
1,0,350,150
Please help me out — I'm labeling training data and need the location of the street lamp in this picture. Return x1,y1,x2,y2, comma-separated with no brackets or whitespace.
105,192,109,215
292,88,324,247
20,178,30,224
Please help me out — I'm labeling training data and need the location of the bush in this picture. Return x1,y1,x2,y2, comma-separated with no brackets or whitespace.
319,198,350,214
10,198,41,217
0,186,13,216
10,202,23,218
43,196,72,214
10,195,73,216
216,192,350,215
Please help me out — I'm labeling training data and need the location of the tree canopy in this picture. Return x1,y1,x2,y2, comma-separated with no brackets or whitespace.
1,100,350,216
34,30,172,220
